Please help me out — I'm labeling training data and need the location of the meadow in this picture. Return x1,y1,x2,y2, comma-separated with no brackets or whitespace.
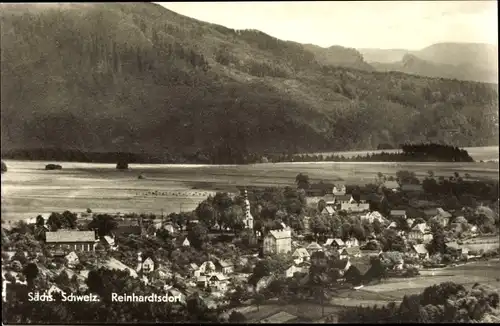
1,148,498,221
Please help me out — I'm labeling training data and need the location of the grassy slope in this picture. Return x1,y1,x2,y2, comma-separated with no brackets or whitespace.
1,3,498,159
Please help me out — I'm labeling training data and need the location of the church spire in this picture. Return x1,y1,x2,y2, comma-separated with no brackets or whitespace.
242,188,253,229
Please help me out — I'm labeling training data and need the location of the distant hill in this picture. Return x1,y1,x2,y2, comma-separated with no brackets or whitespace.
0,3,498,163
302,44,374,71
359,43,498,83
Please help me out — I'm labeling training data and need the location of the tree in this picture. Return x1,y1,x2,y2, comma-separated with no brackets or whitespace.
195,200,216,228
345,265,362,286
317,199,327,213
427,225,446,255
88,214,118,237
22,263,39,288
1,160,6,173
187,223,209,250
295,173,310,190
36,215,45,227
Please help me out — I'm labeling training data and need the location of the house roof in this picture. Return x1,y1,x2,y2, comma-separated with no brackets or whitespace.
332,238,345,246
65,251,78,259
210,273,228,281
390,210,406,216
260,311,298,323
323,206,335,214
217,259,234,268
412,244,428,255
46,231,96,243
323,194,335,202
269,230,291,240
103,258,138,278
423,208,439,216
103,236,115,245
324,239,334,246
388,222,397,228
292,248,310,258
436,208,452,218
190,263,199,270
380,251,403,263
306,242,322,250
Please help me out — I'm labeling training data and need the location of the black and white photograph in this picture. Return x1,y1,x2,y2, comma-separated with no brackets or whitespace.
1,1,499,324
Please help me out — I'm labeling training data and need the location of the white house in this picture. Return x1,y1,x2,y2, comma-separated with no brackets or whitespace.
339,247,361,259
291,248,310,264
409,223,432,243
341,202,370,213
284,264,307,278
195,261,217,277
321,206,335,216
345,238,359,248
383,181,400,192
182,237,190,247
306,242,323,253
410,244,429,260
263,229,292,255
48,285,64,296
215,259,234,275
330,238,345,249
64,251,79,268
136,253,155,274
207,273,230,292
362,211,385,223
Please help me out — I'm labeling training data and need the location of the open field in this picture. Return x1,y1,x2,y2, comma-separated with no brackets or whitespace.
1,155,498,221
237,302,343,322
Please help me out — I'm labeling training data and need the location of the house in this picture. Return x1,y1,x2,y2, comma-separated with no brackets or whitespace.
284,264,307,278
152,266,173,280
410,244,429,260
383,181,400,191
408,223,432,242
64,251,79,268
330,238,345,249
306,242,323,253
45,231,97,252
362,211,385,223
103,235,117,250
340,202,370,213
339,247,361,259
136,253,155,274
259,311,299,323
390,210,407,220
215,259,234,275
431,208,452,227
323,194,336,205
195,261,217,277
335,195,354,205
196,275,208,288
345,238,359,248
182,237,190,247
321,206,335,216
263,229,292,255
379,252,404,270
292,248,310,263
406,218,415,229
207,273,230,292
333,185,347,196
401,184,424,193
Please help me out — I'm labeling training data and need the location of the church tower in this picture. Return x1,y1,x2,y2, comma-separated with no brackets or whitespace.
243,189,254,230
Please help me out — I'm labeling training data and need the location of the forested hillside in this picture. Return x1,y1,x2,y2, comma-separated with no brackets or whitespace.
1,3,498,163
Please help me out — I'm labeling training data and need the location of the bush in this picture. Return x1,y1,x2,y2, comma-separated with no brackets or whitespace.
116,161,128,170
45,164,62,170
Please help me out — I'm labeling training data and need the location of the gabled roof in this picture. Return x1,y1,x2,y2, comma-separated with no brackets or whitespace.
412,244,428,255
190,263,199,270
103,235,115,245
217,259,234,268
209,273,228,281
388,221,397,228
324,238,334,246
65,251,79,260
46,231,96,243
104,258,138,278
292,248,310,258
332,238,345,246
322,206,335,214
306,242,322,250
436,208,452,218
390,210,406,216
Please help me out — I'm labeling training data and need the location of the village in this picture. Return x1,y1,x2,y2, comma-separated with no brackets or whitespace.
2,170,499,323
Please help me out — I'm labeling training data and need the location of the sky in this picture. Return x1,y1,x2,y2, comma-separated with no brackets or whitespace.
158,1,497,50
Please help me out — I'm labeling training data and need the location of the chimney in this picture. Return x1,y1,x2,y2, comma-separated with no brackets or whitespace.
136,252,143,272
